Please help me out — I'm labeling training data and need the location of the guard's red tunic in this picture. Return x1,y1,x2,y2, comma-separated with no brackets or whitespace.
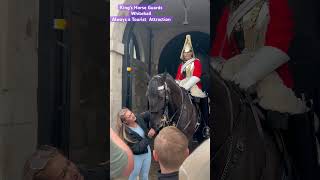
210,0,295,88
175,59,203,89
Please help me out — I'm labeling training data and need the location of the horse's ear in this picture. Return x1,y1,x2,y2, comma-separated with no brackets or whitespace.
160,72,167,82
163,69,169,75
164,71,170,79
164,72,169,82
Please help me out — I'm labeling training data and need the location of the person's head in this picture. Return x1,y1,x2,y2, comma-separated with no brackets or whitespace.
115,108,137,143
23,145,83,180
183,50,194,61
117,108,137,125
153,126,189,172
180,34,195,61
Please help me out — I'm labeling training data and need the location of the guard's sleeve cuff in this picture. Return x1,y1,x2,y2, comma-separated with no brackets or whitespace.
241,46,290,82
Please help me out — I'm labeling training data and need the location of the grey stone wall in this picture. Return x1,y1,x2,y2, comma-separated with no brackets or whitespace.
131,59,148,114
0,0,39,179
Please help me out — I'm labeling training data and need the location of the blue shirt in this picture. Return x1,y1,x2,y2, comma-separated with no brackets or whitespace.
129,124,146,138
129,124,151,155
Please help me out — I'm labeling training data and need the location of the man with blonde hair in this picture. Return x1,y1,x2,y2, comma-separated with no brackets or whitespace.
153,126,189,180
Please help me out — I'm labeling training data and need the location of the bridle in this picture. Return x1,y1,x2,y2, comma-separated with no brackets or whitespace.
155,78,194,132
157,81,182,128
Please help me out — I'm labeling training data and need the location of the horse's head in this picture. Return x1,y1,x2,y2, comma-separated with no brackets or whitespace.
146,73,173,132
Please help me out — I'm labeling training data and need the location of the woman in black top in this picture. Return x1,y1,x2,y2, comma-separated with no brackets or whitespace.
116,108,156,180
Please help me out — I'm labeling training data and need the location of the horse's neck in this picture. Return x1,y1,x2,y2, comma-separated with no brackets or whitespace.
167,79,194,126
166,79,183,110
167,80,196,139
210,70,243,149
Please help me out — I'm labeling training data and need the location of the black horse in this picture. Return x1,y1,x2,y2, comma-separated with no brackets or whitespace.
146,73,200,140
147,66,295,179
208,64,296,180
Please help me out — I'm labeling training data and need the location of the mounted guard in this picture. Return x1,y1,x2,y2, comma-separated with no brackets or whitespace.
210,0,320,178
176,34,210,139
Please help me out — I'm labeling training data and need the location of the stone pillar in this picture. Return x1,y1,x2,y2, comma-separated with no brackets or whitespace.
109,0,143,127
0,0,39,179
110,40,125,128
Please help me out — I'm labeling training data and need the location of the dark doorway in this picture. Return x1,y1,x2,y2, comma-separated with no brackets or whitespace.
38,0,70,154
38,0,108,166
68,0,108,166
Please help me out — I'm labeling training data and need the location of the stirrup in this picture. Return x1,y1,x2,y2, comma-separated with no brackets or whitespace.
194,122,200,132
203,126,210,138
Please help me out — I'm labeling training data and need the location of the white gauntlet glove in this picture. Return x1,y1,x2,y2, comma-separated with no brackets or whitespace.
232,46,290,90
181,76,200,90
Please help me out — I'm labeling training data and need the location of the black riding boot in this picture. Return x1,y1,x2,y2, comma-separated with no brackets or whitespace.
287,112,320,180
193,97,210,143
200,97,210,138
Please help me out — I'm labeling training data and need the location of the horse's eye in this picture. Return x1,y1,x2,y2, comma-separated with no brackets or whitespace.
159,91,165,95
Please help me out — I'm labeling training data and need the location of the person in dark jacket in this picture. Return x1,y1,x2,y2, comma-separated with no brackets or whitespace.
116,108,156,180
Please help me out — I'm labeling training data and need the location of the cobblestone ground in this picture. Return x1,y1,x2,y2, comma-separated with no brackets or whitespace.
113,140,199,180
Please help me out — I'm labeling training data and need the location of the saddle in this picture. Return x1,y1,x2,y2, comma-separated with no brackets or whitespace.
250,97,320,180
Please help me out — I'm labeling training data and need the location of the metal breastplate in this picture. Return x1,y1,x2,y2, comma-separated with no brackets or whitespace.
182,62,194,78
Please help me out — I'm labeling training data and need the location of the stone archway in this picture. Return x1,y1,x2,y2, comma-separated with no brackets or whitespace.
110,0,145,124
110,0,210,124
152,28,209,72
158,31,210,75
158,31,210,91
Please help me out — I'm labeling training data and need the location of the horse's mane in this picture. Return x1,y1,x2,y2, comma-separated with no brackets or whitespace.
147,75,162,97
147,73,176,96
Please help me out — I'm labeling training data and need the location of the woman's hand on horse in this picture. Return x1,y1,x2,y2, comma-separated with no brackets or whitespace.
148,128,156,138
